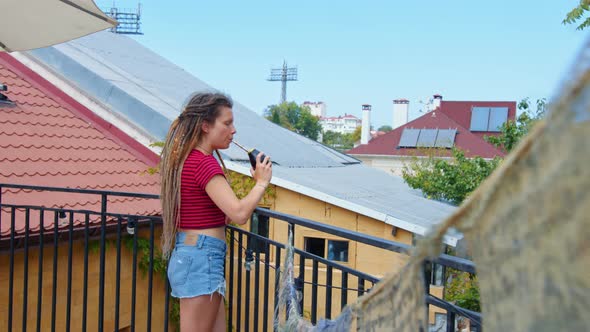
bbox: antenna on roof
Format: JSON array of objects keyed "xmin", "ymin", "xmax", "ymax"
[
  {"xmin": 267, "ymin": 60, "xmax": 298, "ymax": 104},
  {"xmin": 103, "ymin": 2, "xmax": 143, "ymax": 35}
]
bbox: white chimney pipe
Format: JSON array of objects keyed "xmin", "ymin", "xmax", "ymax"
[
  {"xmin": 393, "ymin": 99, "xmax": 409, "ymax": 129},
  {"xmin": 433, "ymin": 94, "xmax": 443, "ymax": 110},
  {"xmin": 361, "ymin": 104, "xmax": 371, "ymax": 144}
]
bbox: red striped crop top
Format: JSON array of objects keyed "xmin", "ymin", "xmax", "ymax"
[{"xmin": 178, "ymin": 149, "xmax": 226, "ymax": 229}]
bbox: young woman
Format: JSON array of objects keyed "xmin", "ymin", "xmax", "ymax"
[{"xmin": 160, "ymin": 92, "xmax": 272, "ymax": 331}]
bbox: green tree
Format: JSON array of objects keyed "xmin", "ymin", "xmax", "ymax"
[
  {"xmin": 402, "ymin": 148, "xmax": 501, "ymax": 205},
  {"xmin": 484, "ymin": 98, "xmax": 546, "ymax": 153},
  {"xmin": 563, "ymin": 0, "xmax": 590, "ymax": 30},
  {"xmin": 351, "ymin": 126, "xmax": 361, "ymax": 143},
  {"xmin": 445, "ymin": 271, "xmax": 481, "ymax": 312},
  {"xmin": 264, "ymin": 102, "xmax": 322, "ymax": 140},
  {"xmin": 322, "ymin": 130, "xmax": 356, "ymax": 151},
  {"xmin": 378, "ymin": 125, "xmax": 393, "ymax": 132}
]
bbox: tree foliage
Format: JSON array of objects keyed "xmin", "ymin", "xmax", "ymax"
[
  {"xmin": 444, "ymin": 271, "xmax": 481, "ymax": 312},
  {"xmin": 351, "ymin": 126, "xmax": 361, "ymax": 143},
  {"xmin": 402, "ymin": 148, "xmax": 501, "ymax": 205},
  {"xmin": 484, "ymin": 98, "xmax": 546, "ymax": 153},
  {"xmin": 322, "ymin": 130, "xmax": 356, "ymax": 151},
  {"xmin": 264, "ymin": 102, "xmax": 322, "ymax": 140},
  {"xmin": 378, "ymin": 125, "xmax": 393, "ymax": 132},
  {"xmin": 563, "ymin": 0, "xmax": 590, "ymax": 30}
]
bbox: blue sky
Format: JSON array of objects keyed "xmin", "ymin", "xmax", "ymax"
[{"xmin": 98, "ymin": 1, "xmax": 587, "ymax": 128}]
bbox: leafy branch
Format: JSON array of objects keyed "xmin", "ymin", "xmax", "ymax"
[{"xmin": 563, "ymin": 0, "xmax": 590, "ymax": 30}]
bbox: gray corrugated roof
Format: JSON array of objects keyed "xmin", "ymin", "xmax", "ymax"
[{"xmin": 28, "ymin": 31, "xmax": 458, "ymax": 243}]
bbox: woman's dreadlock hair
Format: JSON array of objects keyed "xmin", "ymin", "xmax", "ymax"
[{"xmin": 160, "ymin": 92, "xmax": 233, "ymax": 258}]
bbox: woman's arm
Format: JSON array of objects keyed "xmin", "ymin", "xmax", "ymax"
[{"xmin": 205, "ymin": 153, "xmax": 272, "ymax": 224}]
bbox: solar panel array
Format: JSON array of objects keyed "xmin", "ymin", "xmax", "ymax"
[
  {"xmin": 470, "ymin": 107, "xmax": 508, "ymax": 132},
  {"xmin": 398, "ymin": 128, "xmax": 457, "ymax": 148}
]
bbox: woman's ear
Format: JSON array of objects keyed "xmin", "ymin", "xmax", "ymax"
[{"xmin": 201, "ymin": 121, "xmax": 210, "ymax": 134}]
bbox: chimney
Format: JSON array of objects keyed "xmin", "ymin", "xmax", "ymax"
[
  {"xmin": 361, "ymin": 104, "xmax": 371, "ymax": 144},
  {"xmin": 393, "ymin": 99, "xmax": 409, "ymax": 129},
  {"xmin": 433, "ymin": 94, "xmax": 443, "ymax": 110}
]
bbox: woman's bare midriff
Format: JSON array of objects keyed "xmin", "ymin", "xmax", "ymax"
[{"xmin": 178, "ymin": 225, "xmax": 226, "ymax": 241}]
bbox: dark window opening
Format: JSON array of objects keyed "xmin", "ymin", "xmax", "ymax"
[
  {"xmin": 249, "ymin": 212, "xmax": 269, "ymax": 254},
  {"xmin": 304, "ymin": 237, "xmax": 325, "ymax": 258}
]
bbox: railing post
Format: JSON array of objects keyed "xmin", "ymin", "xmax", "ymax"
[
  {"xmin": 66, "ymin": 211, "xmax": 74, "ymax": 332},
  {"xmin": 294, "ymin": 276, "xmax": 304, "ymax": 316},
  {"xmin": 245, "ymin": 248, "xmax": 253, "ymax": 332},
  {"xmin": 83, "ymin": 213, "xmax": 90, "ymax": 332},
  {"xmin": 8, "ymin": 208, "xmax": 15, "ymax": 332},
  {"xmin": 36, "ymin": 209, "xmax": 45, "ymax": 332},
  {"xmin": 98, "ymin": 194, "xmax": 107, "ymax": 332},
  {"xmin": 285, "ymin": 222, "xmax": 295, "ymax": 322},
  {"xmin": 228, "ymin": 229, "xmax": 235, "ymax": 332},
  {"xmin": 131, "ymin": 217, "xmax": 138, "ymax": 332},
  {"xmin": 147, "ymin": 217, "xmax": 155, "ymax": 332},
  {"xmin": 22, "ymin": 208, "xmax": 30, "ymax": 332},
  {"xmin": 423, "ymin": 260, "xmax": 432, "ymax": 319}
]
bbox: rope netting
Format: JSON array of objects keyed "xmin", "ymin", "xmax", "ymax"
[{"xmin": 273, "ymin": 38, "xmax": 590, "ymax": 331}]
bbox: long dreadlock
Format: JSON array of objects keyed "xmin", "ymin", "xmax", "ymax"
[{"xmin": 160, "ymin": 92, "xmax": 233, "ymax": 258}]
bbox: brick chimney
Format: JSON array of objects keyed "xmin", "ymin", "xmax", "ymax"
[
  {"xmin": 393, "ymin": 99, "xmax": 409, "ymax": 129},
  {"xmin": 361, "ymin": 104, "xmax": 371, "ymax": 144}
]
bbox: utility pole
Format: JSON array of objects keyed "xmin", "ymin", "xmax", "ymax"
[{"xmin": 267, "ymin": 61, "xmax": 298, "ymax": 104}]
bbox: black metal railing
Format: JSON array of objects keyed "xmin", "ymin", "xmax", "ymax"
[
  {"xmin": 0, "ymin": 183, "xmax": 164, "ymax": 332},
  {"xmin": 1, "ymin": 183, "xmax": 481, "ymax": 332},
  {"xmin": 228, "ymin": 208, "xmax": 482, "ymax": 331}
]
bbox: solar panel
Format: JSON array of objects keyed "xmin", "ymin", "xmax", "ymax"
[
  {"xmin": 417, "ymin": 129, "xmax": 437, "ymax": 147},
  {"xmin": 435, "ymin": 129, "xmax": 457, "ymax": 148},
  {"xmin": 488, "ymin": 107, "xmax": 508, "ymax": 132},
  {"xmin": 470, "ymin": 107, "xmax": 490, "ymax": 131},
  {"xmin": 398, "ymin": 128, "xmax": 420, "ymax": 147}
]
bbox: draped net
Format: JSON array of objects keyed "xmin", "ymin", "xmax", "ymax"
[{"xmin": 274, "ymin": 38, "xmax": 590, "ymax": 331}]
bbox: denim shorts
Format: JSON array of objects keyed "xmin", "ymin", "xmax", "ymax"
[{"xmin": 167, "ymin": 233, "xmax": 227, "ymax": 299}]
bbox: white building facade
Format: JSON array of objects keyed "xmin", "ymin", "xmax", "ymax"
[
  {"xmin": 302, "ymin": 101, "xmax": 327, "ymax": 118},
  {"xmin": 320, "ymin": 114, "xmax": 362, "ymax": 135}
]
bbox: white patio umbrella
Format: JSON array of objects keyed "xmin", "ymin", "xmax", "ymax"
[{"xmin": 0, "ymin": 0, "xmax": 117, "ymax": 52}]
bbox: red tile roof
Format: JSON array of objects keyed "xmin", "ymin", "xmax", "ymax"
[
  {"xmin": 439, "ymin": 100, "xmax": 516, "ymax": 140},
  {"xmin": 347, "ymin": 109, "xmax": 505, "ymax": 158},
  {"xmin": 0, "ymin": 53, "xmax": 161, "ymax": 237}
]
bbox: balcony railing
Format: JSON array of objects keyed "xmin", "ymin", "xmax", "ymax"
[{"xmin": 0, "ymin": 183, "xmax": 481, "ymax": 331}]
